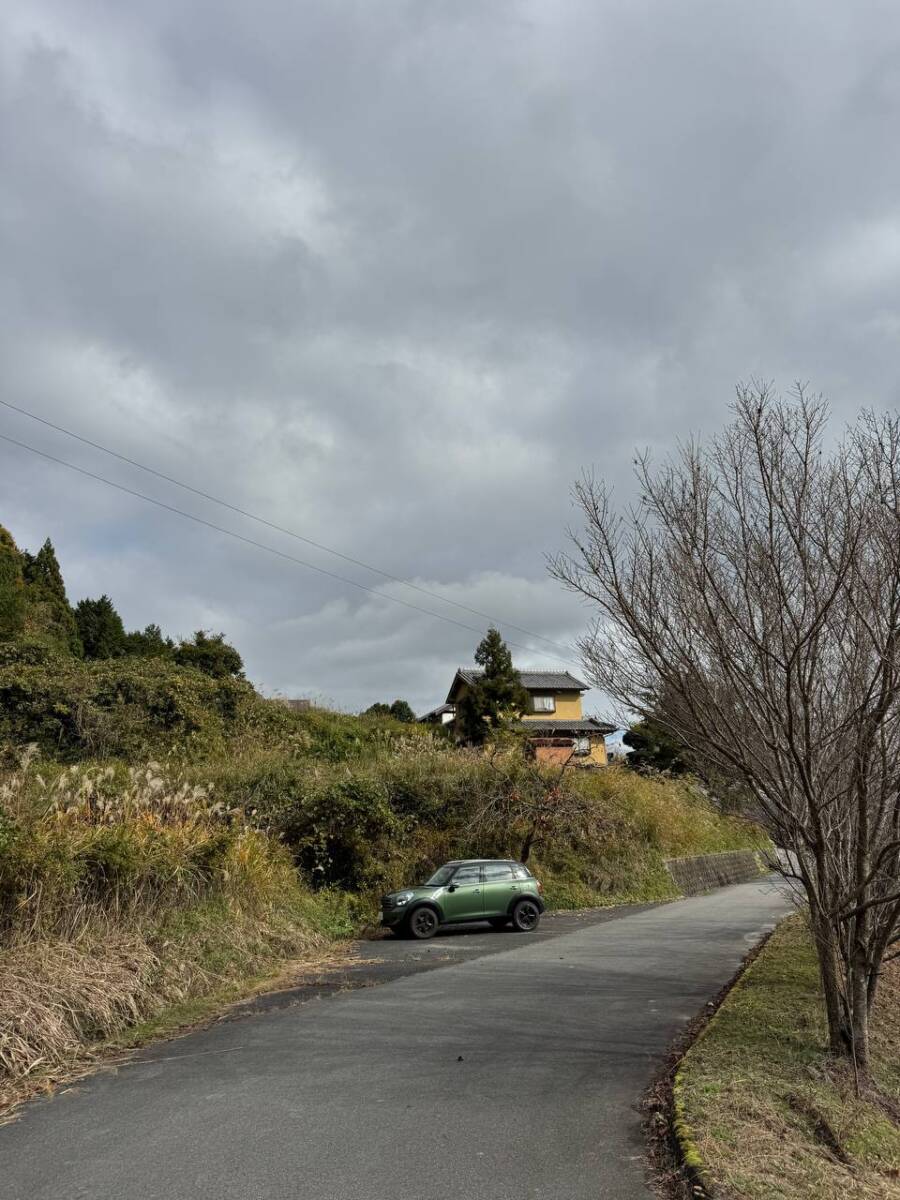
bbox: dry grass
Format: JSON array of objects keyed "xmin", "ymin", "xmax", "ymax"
[
  {"xmin": 678, "ymin": 914, "xmax": 900, "ymax": 1199},
  {"xmin": 0, "ymin": 904, "xmax": 347, "ymax": 1117},
  {"xmin": 0, "ymin": 744, "xmax": 771, "ymax": 1122},
  {"xmin": 0, "ymin": 752, "xmax": 354, "ymax": 1117},
  {"xmin": 0, "ymin": 928, "xmax": 157, "ymax": 1089}
]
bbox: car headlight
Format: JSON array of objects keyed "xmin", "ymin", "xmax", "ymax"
[{"xmin": 394, "ymin": 891, "xmax": 415, "ymax": 905}]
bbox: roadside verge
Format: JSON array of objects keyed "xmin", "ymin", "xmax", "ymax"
[{"xmin": 648, "ymin": 913, "xmax": 900, "ymax": 1200}]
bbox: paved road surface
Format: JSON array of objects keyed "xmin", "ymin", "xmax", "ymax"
[{"xmin": 1, "ymin": 880, "xmax": 791, "ymax": 1200}]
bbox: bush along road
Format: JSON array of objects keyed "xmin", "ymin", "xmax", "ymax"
[{"xmin": 1, "ymin": 878, "xmax": 792, "ymax": 1200}]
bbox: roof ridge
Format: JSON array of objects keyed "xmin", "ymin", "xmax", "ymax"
[{"xmin": 456, "ymin": 665, "xmax": 584, "ymax": 676}]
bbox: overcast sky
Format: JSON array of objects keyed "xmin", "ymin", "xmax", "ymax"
[{"xmin": 2, "ymin": 1, "xmax": 900, "ymax": 716}]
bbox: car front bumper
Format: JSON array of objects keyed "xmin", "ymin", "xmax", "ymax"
[{"xmin": 379, "ymin": 905, "xmax": 409, "ymax": 928}]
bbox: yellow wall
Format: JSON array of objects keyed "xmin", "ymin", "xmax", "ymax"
[
  {"xmin": 451, "ymin": 682, "xmax": 586, "ymax": 722},
  {"xmin": 520, "ymin": 691, "xmax": 583, "ymax": 720},
  {"xmin": 588, "ymin": 740, "xmax": 608, "ymax": 765}
]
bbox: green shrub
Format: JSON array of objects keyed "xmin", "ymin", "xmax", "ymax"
[
  {"xmin": 0, "ymin": 651, "xmax": 268, "ymax": 760},
  {"xmin": 0, "ymin": 646, "xmax": 432, "ymax": 766},
  {"xmin": 204, "ymin": 744, "xmax": 766, "ymax": 901}
]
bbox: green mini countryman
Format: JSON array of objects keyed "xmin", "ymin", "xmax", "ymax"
[{"xmin": 379, "ymin": 859, "xmax": 545, "ymax": 939}]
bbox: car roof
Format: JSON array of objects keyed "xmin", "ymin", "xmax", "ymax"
[{"xmin": 444, "ymin": 858, "xmax": 518, "ymax": 866}]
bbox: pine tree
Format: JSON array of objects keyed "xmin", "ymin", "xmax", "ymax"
[
  {"xmin": 455, "ymin": 628, "xmax": 530, "ymax": 745},
  {"xmin": 75, "ymin": 595, "xmax": 127, "ymax": 659},
  {"xmin": 0, "ymin": 524, "xmax": 26, "ymax": 641}
]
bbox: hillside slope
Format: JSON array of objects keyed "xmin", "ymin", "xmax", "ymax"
[{"xmin": 0, "ymin": 606, "xmax": 768, "ymax": 1110}]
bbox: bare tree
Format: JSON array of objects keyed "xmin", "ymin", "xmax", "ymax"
[
  {"xmin": 471, "ymin": 746, "xmax": 591, "ymax": 864},
  {"xmin": 551, "ymin": 385, "xmax": 900, "ymax": 1076}
]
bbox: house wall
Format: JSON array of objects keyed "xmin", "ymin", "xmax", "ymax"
[
  {"xmin": 532, "ymin": 737, "xmax": 608, "ymax": 766},
  {"xmin": 451, "ymin": 682, "xmax": 585, "ymax": 721},
  {"xmin": 520, "ymin": 691, "xmax": 584, "ymax": 720},
  {"xmin": 588, "ymin": 740, "xmax": 608, "ymax": 766},
  {"xmin": 533, "ymin": 742, "xmax": 578, "ymax": 765}
]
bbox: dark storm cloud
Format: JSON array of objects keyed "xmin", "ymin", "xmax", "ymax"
[{"xmin": 2, "ymin": 0, "xmax": 900, "ymax": 713}]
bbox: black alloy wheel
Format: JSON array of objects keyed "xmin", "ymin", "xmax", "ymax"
[
  {"xmin": 511, "ymin": 898, "xmax": 541, "ymax": 932},
  {"xmin": 408, "ymin": 906, "xmax": 440, "ymax": 940}
]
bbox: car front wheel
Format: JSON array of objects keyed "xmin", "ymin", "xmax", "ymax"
[
  {"xmin": 511, "ymin": 898, "xmax": 541, "ymax": 932},
  {"xmin": 407, "ymin": 906, "xmax": 440, "ymax": 940}
]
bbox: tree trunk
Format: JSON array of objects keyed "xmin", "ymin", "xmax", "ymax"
[
  {"xmin": 849, "ymin": 952, "xmax": 871, "ymax": 1077},
  {"xmin": 810, "ymin": 911, "xmax": 852, "ymax": 1058},
  {"xmin": 519, "ymin": 824, "xmax": 537, "ymax": 864},
  {"xmin": 848, "ymin": 902, "xmax": 873, "ymax": 1077}
]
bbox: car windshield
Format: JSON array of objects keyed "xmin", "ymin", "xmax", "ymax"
[{"xmin": 424, "ymin": 865, "xmax": 457, "ymax": 886}]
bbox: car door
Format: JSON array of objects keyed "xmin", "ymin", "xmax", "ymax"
[
  {"xmin": 440, "ymin": 864, "xmax": 484, "ymax": 921},
  {"xmin": 481, "ymin": 863, "xmax": 519, "ymax": 916}
]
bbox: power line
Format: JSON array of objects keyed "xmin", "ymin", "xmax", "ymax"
[
  {"xmin": 0, "ymin": 398, "xmax": 576, "ymax": 660},
  {"xmin": 0, "ymin": 431, "xmax": 586, "ymax": 674}
]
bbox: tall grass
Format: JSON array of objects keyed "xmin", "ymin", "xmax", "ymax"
[
  {"xmin": 0, "ymin": 749, "xmax": 342, "ymax": 1100},
  {"xmin": 0, "ymin": 724, "xmax": 767, "ymax": 1106}
]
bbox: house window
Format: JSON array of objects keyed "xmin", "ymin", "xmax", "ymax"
[
  {"xmin": 532, "ymin": 695, "xmax": 556, "ymax": 713},
  {"xmin": 573, "ymin": 737, "xmax": 591, "ymax": 756}
]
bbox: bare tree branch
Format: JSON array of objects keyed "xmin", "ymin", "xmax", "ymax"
[{"xmin": 550, "ymin": 384, "xmax": 900, "ymax": 1075}]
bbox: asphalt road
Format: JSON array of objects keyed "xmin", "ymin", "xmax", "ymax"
[{"xmin": 1, "ymin": 880, "xmax": 792, "ymax": 1200}]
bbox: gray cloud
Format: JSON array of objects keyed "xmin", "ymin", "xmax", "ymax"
[{"xmin": 2, "ymin": 0, "xmax": 900, "ymax": 715}]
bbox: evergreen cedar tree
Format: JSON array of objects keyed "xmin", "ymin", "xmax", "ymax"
[
  {"xmin": 455, "ymin": 627, "xmax": 531, "ymax": 745},
  {"xmin": 1, "ymin": 521, "xmax": 243, "ymax": 681},
  {"xmin": 123, "ymin": 623, "xmax": 175, "ymax": 658},
  {"xmin": 364, "ymin": 699, "xmax": 416, "ymax": 723},
  {"xmin": 22, "ymin": 538, "xmax": 83, "ymax": 655},
  {"xmin": 75, "ymin": 595, "xmax": 127, "ymax": 659},
  {"xmin": 1, "ymin": 528, "xmax": 81, "ymax": 653},
  {"xmin": 0, "ymin": 525, "xmax": 26, "ymax": 640}
]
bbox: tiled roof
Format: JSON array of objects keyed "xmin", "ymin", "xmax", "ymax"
[
  {"xmin": 417, "ymin": 703, "xmax": 455, "ymax": 721},
  {"xmin": 454, "ymin": 668, "xmax": 588, "ymax": 691},
  {"xmin": 518, "ymin": 718, "xmax": 616, "ymax": 736}
]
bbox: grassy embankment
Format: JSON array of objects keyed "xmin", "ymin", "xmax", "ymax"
[
  {"xmin": 675, "ymin": 914, "xmax": 900, "ymax": 1199},
  {"xmin": 0, "ymin": 644, "xmax": 768, "ymax": 1108}
]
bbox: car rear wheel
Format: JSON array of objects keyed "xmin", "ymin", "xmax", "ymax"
[
  {"xmin": 407, "ymin": 906, "xmax": 440, "ymax": 940},
  {"xmin": 511, "ymin": 898, "xmax": 541, "ymax": 932}
]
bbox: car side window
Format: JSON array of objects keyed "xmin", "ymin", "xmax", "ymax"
[
  {"xmin": 451, "ymin": 866, "xmax": 482, "ymax": 885},
  {"xmin": 483, "ymin": 864, "xmax": 514, "ymax": 881},
  {"xmin": 512, "ymin": 865, "xmax": 532, "ymax": 880}
]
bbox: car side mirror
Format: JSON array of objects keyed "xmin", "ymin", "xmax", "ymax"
[{"xmin": 447, "ymin": 884, "xmax": 457, "ymax": 892}]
